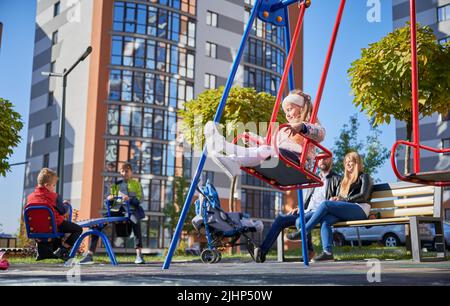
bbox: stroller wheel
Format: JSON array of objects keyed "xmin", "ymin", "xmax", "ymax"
[
  {"xmin": 201, "ymin": 249, "xmax": 216, "ymax": 264},
  {"xmin": 213, "ymin": 250, "xmax": 222, "ymax": 263}
]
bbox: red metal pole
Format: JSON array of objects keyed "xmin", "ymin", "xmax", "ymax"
[
  {"xmin": 266, "ymin": 2, "xmax": 307, "ymax": 145},
  {"xmin": 310, "ymin": 0, "xmax": 346, "ymax": 124},
  {"xmin": 410, "ymin": 0, "xmax": 421, "ymax": 173},
  {"xmin": 300, "ymin": 0, "xmax": 346, "ymax": 165}
]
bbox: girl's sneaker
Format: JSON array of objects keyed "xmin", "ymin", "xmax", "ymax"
[
  {"xmin": 79, "ymin": 254, "xmax": 95, "ymax": 265},
  {"xmin": 135, "ymin": 255, "xmax": 145, "ymax": 264}
]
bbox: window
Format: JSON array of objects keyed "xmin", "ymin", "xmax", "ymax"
[
  {"xmin": 204, "ymin": 73, "xmax": 216, "ymax": 89},
  {"xmin": 442, "ymin": 138, "xmax": 450, "ymax": 155},
  {"xmin": 205, "ymin": 42, "xmax": 217, "ymax": 58},
  {"xmin": 206, "ymin": 11, "xmax": 218, "ymax": 27},
  {"xmin": 45, "ymin": 122, "xmax": 52, "ymax": 138},
  {"xmin": 112, "ymin": 2, "xmax": 196, "ymax": 47},
  {"xmin": 54, "ymin": 1, "xmax": 61, "ymax": 17},
  {"xmin": 52, "ymin": 30, "xmax": 58, "ymax": 45},
  {"xmin": 438, "ymin": 4, "xmax": 450, "ymax": 22},
  {"xmin": 441, "ymin": 111, "xmax": 450, "ymax": 121},
  {"xmin": 43, "ymin": 154, "xmax": 50, "ymax": 168},
  {"xmin": 446, "ymin": 209, "xmax": 450, "ymax": 221},
  {"xmin": 48, "ymin": 92, "xmax": 54, "ymax": 107}
]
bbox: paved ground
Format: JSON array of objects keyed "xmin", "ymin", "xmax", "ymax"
[{"xmin": 0, "ymin": 259, "xmax": 449, "ymax": 286}]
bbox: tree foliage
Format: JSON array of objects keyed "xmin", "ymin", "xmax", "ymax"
[
  {"xmin": 332, "ymin": 114, "xmax": 390, "ymax": 181},
  {"xmin": 0, "ymin": 98, "xmax": 23, "ymax": 176},
  {"xmin": 348, "ymin": 24, "xmax": 450, "ymax": 127},
  {"xmin": 348, "ymin": 24, "xmax": 450, "ymax": 174},
  {"xmin": 179, "ymin": 86, "xmax": 286, "ymax": 149}
]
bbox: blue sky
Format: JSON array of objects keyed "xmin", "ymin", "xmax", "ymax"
[
  {"xmin": 0, "ymin": 0, "xmax": 396, "ymax": 234},
  {"xmin": 302, "ymin": 0, "xmax": 395, "ymax": 183},
  {"xmin": 0, "ymin": 0, "xmax": 36, "ymax": 234}
]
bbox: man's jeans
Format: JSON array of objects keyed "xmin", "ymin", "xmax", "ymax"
[
  {"xmin": 303, "ymin": 201, "xmax": 367, "ymax": 253},
  {"xmin": 260, "ymin": 211, "xmax": 315, "ymax": 255}
]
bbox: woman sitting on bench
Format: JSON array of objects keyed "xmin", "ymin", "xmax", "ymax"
[
  {"xmin": 204, "ymin": 89, "xmax": 326, "ymax": 175},
  {"xmin": 272, "ymin": 151, "xmax": 374, "ymax": 262}
]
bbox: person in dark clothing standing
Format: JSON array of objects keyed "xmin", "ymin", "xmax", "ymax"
[{"xmin": 250, "ymin": 156, "xmax": 341, "ymax": 263}]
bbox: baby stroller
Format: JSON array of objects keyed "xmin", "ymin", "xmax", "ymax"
[{"xmin": 192, "ymin": 180, "xmax": 263, "ymax": 264}]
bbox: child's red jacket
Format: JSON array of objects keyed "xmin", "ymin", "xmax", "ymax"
[{"xmin": 25, "ymin": 187, "xmax": 64, "ymax": 226}]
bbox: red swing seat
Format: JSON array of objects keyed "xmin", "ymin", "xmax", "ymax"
[
  {"xmin": 234, "ymin": 126, "xmax": 332, "ymax": 191},
  {"xmin": 391, "ymin": 140, "xmax": 450, "ymax": 187}
]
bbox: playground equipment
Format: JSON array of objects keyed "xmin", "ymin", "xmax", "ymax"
[
  {"xmin": 164, "ymin": 0, "xmax": 347, "ymax": 269},
  {"xmin": 24, "ymin": 197, "xmax": 131, "ymax": 266},
  {"xmin": 390, "ymin": 0, "xmax": 450, "ymax": 187},
  {"xmin": 192, "ymin": 180, "xmax": 263, "ymax": 264}
]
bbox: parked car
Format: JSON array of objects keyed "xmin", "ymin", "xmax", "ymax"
[
  {"xmin": 425, "ymin": 221, "xmax": 450, "ymax": 251},
  {"xmin": 333, "ymin": 224, "xmax": 434, "ymax": 248}
]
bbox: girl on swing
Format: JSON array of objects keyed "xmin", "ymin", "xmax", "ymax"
[{"xmin": 205, "ymin": 89, "xmax": 326, "ymax": 174}]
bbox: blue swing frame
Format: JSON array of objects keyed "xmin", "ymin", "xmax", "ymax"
[{"xmin": 163, "ymin": 0, "xmax": 311, "ymax": 270}]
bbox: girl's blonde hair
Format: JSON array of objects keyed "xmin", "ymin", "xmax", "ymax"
[
  {"xmin": 339, "ymin": 151, "xmax": 364, "ymax": 197},
  {"xmin": 289, "ymin": 89, "xmax": 317, "ymax": 124}
]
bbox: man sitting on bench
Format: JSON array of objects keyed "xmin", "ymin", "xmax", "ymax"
[{"xmin": 250, "ymin": 156, "xmax": 341, "ymax": 263}]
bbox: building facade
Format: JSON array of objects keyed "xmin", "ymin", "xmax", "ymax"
[
  {"xmin": 392, "ymin": 0, "xmax": 450, "ymax": 220},
  {"xmin": 24, "ymin": 0, "xmax": 304, "ymax": 252}
]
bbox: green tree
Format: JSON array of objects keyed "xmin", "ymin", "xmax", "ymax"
[
  {"xmin": 163, "ymin": 176, "xmax": 196, "ymax": 238},
  {"xmin": 180, "ymin": 86, "xmax": 284, "ymax": 212},
  {"xmin": 0, "ymin": 98, "xmax": 23, "ymax": 176},
  {"xmin": 180, "ymin": 86, "xmax": 286, "ymax": 150},
  {"xmin": 348, "ymin": 24, "xmax": 450, "ymax": 174},
  {"xmin": 333, "ymin": 114, "xmax": 390, "ymax": 181}
]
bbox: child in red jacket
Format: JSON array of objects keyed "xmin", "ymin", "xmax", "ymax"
[{"xmin": 26, "ymin": 168, "xmax": 82, "ymax": 260}]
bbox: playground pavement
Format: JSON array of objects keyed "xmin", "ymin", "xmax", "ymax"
[{"xmin": 0, "ymin": 259, "xmax": 449, "ymax": 286}]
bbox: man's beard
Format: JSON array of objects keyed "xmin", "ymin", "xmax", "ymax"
[{"xmin": 320, "ymin": 164, "xmax": 331, "ymax": 172}]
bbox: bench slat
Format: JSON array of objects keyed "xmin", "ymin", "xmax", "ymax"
[
  {"xmin": 371, "ymin": 186, "xmax": 434, "ymax": 199},
  {"xmin": 333, "ymin": 217, "xmax": 410, "ymax": 227},
  {"xmin": 380, "ymin": 206, "xmax": 434, "ymax": 218},
  {"xmin": 370, "ymin": 196, "xmax": 434, "ymax": 209}
]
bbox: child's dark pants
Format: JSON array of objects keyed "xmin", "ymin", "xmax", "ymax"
[{"xmin": 58, "ymin": 221, "xmax": 83, "ymax": 247}]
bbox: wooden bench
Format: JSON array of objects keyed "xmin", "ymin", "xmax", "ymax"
[{"xmin": 278, "ymin": 182, "xmax": 447, "ymax": 262}]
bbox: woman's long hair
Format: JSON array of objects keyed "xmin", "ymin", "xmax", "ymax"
[{"xmin": 339, "ymin": 151, "xmax": 364, "ymax": 197}]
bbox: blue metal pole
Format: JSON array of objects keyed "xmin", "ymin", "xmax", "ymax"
[
  {"xmin": 297, "ymin": 190, "xmax": 309, "ymax": 266},
  {"xmin": 162, "ymin": 0, "xmax": 262, "ymax": 270},
  {"xmin": 283, "ymin": 7, "xmax": 295, "ymax": 91},
  {"xmin": 284, "ymin": 3, "xmax": 308, "ymax": 268}
]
